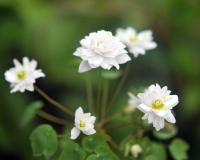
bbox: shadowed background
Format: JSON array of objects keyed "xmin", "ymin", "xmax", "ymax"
[{"xmin": 0, "ymin": 0, "xmax": 200, "ymax": 159}]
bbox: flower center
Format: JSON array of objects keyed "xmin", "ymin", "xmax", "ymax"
[
  {"xmin": 17, "ymin": 70, "xmax": 26, "ymax": 80},
  {"xmin": 79, "ymin": 120, "xmax": 86, "ymax": 128},
  {"xmin": 129, "ymin": 35, "xmax": 139, "ymax": 43},
  {"xmin": 152, "ymin": 99, "xmax": 164, "ymax": 109}
]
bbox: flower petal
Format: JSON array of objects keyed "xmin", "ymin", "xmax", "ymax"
[
  {"xmin": 164, "ymin": 111, "xmax": 176, "ymax": 123},
  {"xmin": 137, "ymin": 104, "xmax": 151, "ymax": 113},
  {"xmin": 79, "ymin": 61, "xmax": 92, "ymax": 73},
  {"xmin": 116, "ymin": 54, "xmax": 131, "ymax": 64},
  {"xmin": 70, "ymin": 127, "xmax": 81, "ymax": 140}
]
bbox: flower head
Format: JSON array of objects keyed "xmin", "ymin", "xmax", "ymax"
[
  {"xmin": 130, "ymin": 144, "xmax": 142, "ymax": 158},
  {"xmin": 71, "ymin": 107, "xmax": 96, "ymax": 140},
  {"xmin": 116, "ymin": 27, "xmax": 157, "ymax": 57},
  {"xmin": 74, "ymin": 30, "xmax": 131, "ymax": 73},
  {"xmin": 4, "ymin": 57, "xmax": 45, "ymax": 93},
  {"xmin": 136, "ymin": 84, "xmax": 178, "ymax": 131}
]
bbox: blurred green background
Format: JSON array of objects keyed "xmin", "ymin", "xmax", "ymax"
[{"xmin": 0, "ymin": 0, "xmax": 200, "ymax": 159}]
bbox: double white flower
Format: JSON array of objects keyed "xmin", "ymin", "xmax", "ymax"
[
  {"xmin": 4, "ymin": 57, "xmax": 45, "ymax": 93},
  {"xmin": 116, "ymin": 27, "xmax": 157, "ymax": 57},
  {"xmin": 71, "ymin": 107, "xmax": 96, "ymax": 140},
  {"xmin": 128, "ymin": 84, "xmax": 178, "ymax": 131},
  {"xmin": 74, "ymin": 30, "xmax": 131, "ymax": 73}
]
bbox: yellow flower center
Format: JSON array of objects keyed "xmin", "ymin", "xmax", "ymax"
[
  {"xmin": 129, "ymin": 35, "xmax": 139, "ymax": 43},
  {"xmin": 152, "ymin": 99, "xmax": 164, "ymax": 110},
  {"xmin": 79, "ymin": 120, "xmax": 86, "ymax": 128},
  {"xmin": 17, "ymin": 70, "xmax": 26, "ymax": 80}
]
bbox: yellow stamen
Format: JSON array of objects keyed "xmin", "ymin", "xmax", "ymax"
[
  {"xmin": 129, "ymin": 35, "xmax": 139, "ymax": 43},
  {"xmin": 152, "ymin": 99, "xmax": 164, "ymax": 109},
  {"xmin": 17, "ymin": 70, "xmax": 26, "ymax": 80},
  {"xmin": 80, "ymin": 120, "xmax": 86, "ymax": 128}
]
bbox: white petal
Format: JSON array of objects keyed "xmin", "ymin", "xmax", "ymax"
[
  {"xmin": 164, "ymin": 111, "xmax": 176, "ymax": 123},
  {"xmin": 128, "ymin": 92, "xmax": 140, "ymax": 107},
  {"xmin": 165, "ymin": 95, "xmax": 179, "ymax": 109},
  {"xmin": 75, "ymin": 107, "xmax": 84, "ymax": 118},
  {"xmin": 79, "ymin": 61, "xmax": 92, "ymax": 73},
  {"xmin": 137, "ymin": 104, "xmax": 151, "ymax": 113},
  {"xmin": 13, "ymin": 59, "xmax": 22, "ymax": 68},
  {"xmin": 70, "ymin": 127, "xmax": 81, "ymax": 140},
  {"xmin": 83, "ymin": 128, "xmax": 96, "ymax": 135},
  {"xmin": 116, "ymin": 54, "xmax": 131, "ymax": 64}
]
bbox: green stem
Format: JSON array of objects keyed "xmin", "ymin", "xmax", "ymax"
[
  {"xmin": 106, "ymin": 63, "xmax": 130, "ymax": 114},
  {"xmin": 38, "ymin": 110, "xmax": 69, "ymax": 125},
  {"xmin": 34, "ymin": 85, "xmax": 74, "ymax": 116},
  {"xmin": 85, "ymin": 76, "xmax": 94, "ymax": 113},
  {"xmin": 101, "ymin": 79, "xmax": 109, "ymax": 120}
]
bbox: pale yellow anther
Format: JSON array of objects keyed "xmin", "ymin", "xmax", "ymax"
[
  {"xmin": 79, "ymin": 120, "xmax": 86, "ymax": 128},
  {"xmin": 129, "ymin": 35, "xmax": 139, "ymax": 43},
  {"xmin": 17, "ymin": 70, "xmax": 26, "ymax": 80},
  {"xmin": 152, "ymin": 99, "xmax": 164, "ymax": 110}
]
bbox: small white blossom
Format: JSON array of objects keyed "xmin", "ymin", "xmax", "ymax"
[
  {"xmin": 137, "ymin": 84, "xmax": 179, "ymax": 131},
  {"xmin": 4, "ymin": 57, "xmax": 45, "ymax": 93},
  {"xmin": 71, "ymin": 107, "xmax": 96, "ymax": 140},
  {"xmin": 116, "ymin": 27, "xmax": 157, "ymax": 57},
  {"xmin": 128, "ymin": 92, "xmax": 141, "ymax": 109},
  {"xmin": 74, "ymin": 30, "xmax": 131, "ymax": 73},
  {"xmin": 130, "ymin": 144, "xmax": 142, "ymax": 158}
]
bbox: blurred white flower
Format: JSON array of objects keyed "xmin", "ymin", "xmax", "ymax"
[
  {"xmin": 116, "ymin": 27, "xmax": 157, "ymax": 57},
  {"xmin": 137, "ymin": 84, "xmax": 179, "ymax": 131},
  {"xmin": 74, "ymin": 30, "xmax": 131, "ymax": 73},
  {"xmin": 71, "ymin": 107, "xmax": 96, "ymax": 140},
  {"xmin": 130, "ymin": 144, "xmax": 142, "ymax": 158},
  {"xmin": 124, "ymin": 92, "xmax": 141, "ymax": 113},
  {"xmin": 128, "ymin": 92, "xmax": 141, "ymax": 109},
  {"xmin": 4, "ymin": 57, "xmax": 45, "ymax": 93}
]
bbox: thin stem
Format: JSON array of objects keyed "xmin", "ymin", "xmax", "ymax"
[
  {"xmin": 106, "ymin": 120, "xmax": 133, "ymax": 130},
  {"xmin": 101, "ymin": 79, "xmax": 109, "ymax": 120},
  {"xmin": 100, "ymin": 110, "xmax": 124, "ymax": 126},
  {"xmin": 38, "ymin": 110, "xmax": 69, "ymax": 125},
  {"xmin": 96, "ymin": 70, "xmax": 102, "ymax": 119},
  {"xmin": 107, "ymin": 63, "xmax": 130, "ymax": 114},
  {"xmin": 34, "ymin": 85, "xmax": 74, "ymax": 116},
  {"xmin": 85, "ymin": 77, "xmax": 94, "ymax": 113}
]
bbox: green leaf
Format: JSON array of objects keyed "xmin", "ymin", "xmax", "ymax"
[
  {"xmin": 169, "ymin": 138, "xmax": 189, "ymax": 160},
  {"xmin": 145, "ymin": 155, "xmax": 158, "ymax": 160},
  {"xmin": 153, "ymin": 125, "xmax": 177, "ymax": 140},
  {"xmin": 30, "ymin": 124, "xmax": 58, "ymax": 158},
  {"xmin": 86, "ymin": 147, "xmax": 120, "ymax": 160},
  {"xmin": 21, "ymin": 101, "xmax": 43, "ymax": 127},
  {"xmin": 101, "ymin": 70, "xmax": 122, "ymax": 80},
  {"xmin": 149, "ymin": 143, "xmax": 167, "ymax": 160},
  {"xmin": 59, "ymin": 139, "xmax": 86, "ymax": 160},
  {"xmin": 82, "ymin": 134, "xmax": 109, "ymax": 152}
]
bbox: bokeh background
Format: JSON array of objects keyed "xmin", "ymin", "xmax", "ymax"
[{"xmin": 0, "ymin": 0, "xmax": 200, "ymax": 159}]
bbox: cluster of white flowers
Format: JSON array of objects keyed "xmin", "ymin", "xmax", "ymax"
[
  {"xmin": 4, "ymin": 57, "xmax": 45, "ymax": 93},
  {"xmin": 4, "ymin": 27, "xmax": 179, "ymax": 141},
  {"xmin": 74, "ymin": 27, "xmax": 156, "ymax": 73},
  {"xmin": 128, "ymin": 84, "xmax": 179, "ymax": 131}
]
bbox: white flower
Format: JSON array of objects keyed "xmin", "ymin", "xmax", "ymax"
[
  {"xmin": 74, "ymin": 30, "xmax": 131, "ymax": 73},
  {"xmin": 137, "ymin": 84, "xmax": 179, "ymax": 131},
  {"xmin": 128, "ymin": 92, "xmax": 141, "ymax": 109},
  {"xmin": 124, "ymin": 92, "xmax": 141, "ymax": 113},
  {"xmin": 4, "ymin": 57, "xmax": 45, "ymax": 93},
  {"xmin": 70, "ymin": 107, "xmax": 96, "ymax": 140},
  {"xmin": 130, "ymin": 144, "xmax": 142, "ymax": 158},
  {"xmin": 116, "ymin": 27, "xmax": 157, "ymax": 57}
]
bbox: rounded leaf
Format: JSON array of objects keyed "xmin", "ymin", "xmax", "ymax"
[{"xmin": 30, "ymin": 124, "xmax": 58, "ymax": 158}]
